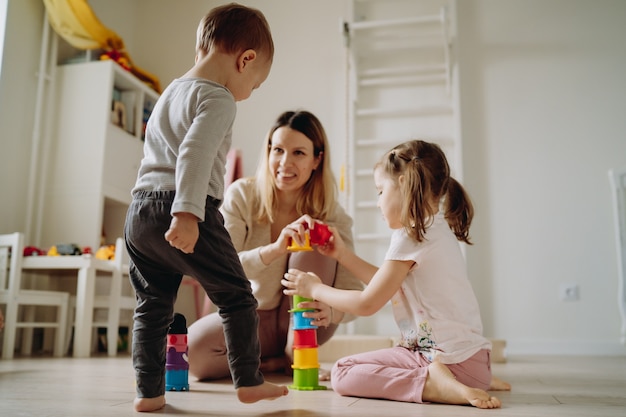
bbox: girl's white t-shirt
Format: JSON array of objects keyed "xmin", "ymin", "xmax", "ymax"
[{"xmin": 386, "ymin": 212, "xmax": 491, "ymax": 364}]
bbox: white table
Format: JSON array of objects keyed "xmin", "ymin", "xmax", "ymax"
[{"xmin": 21, "ymin": 255, "xmax": 118, "ymax": 358}]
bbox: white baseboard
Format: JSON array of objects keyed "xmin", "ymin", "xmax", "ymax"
[{"xmin": 505, "ymin": 338, "xmax": 626, "ymax": 356}]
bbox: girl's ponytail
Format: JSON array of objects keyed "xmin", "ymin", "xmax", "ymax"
[{"xmin": 444, "ymin": 177, "xmax": 473, "ymax": 244}]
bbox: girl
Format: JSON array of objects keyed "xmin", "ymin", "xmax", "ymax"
[{"xmin": 282, "ymin": 140, "xmax": 508, "ymax": 409}]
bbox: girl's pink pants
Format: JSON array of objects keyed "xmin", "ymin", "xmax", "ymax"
[{"xmin": 331, "ymin": 347, "xmax": 492, "ymax": 403}]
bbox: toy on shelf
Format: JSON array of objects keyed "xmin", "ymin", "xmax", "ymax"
[
  {"xmin": 95, "ymin": 244, "xmax": 116, "ymax": 260},
  {"xmin": 166, "ymin": 313, "xmax": 189, "ymax": 391},
  {"xmin": 289, "ymin": 295, "xmax": 327, "ymax": 391},
  {"xmin": 287, "ymin": 222, "xmax": 332, "ymax": 252},
  {"xmin": 47, "ymin": 243, "xmax": 83, "ymax": 256},
  {"xmin": 43, "ymin": 243, "xmax": 92, "ymax": 256},
  {"xmin": 23, "ymin": 246, "xmax": 46, "ymax": 256},
  {"xmin": 100, "ymin": 50, "xmax": 131, "ymax": 71}
]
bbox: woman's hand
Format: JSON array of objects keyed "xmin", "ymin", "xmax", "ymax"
[
  {"xmin": 282, "ymin": 268, "xmax": 322, "ymax": 299},
  {"xmin": 278, "ymin": 214, "xmax": 316, "ymax": 248},
  {"xmin": 260, "ymin": 215, "xmax": 320, "ymax": 265}
]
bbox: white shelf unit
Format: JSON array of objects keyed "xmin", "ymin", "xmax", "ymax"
[
  {"xmin": 40, "ymin": 60, "xmax": 159, "ymax": 251},
  {"xmin": 345, "ymin": 0, "xmax": 461, "ymax": 335}
]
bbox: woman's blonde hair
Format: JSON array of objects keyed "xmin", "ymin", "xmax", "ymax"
[
  {"xmin": 376, "ymin": 140, "xmax": 474, "ymax": 244},
  {"xmin": 254, "ymin": 110, "xmax": 337, "ymax": 223}
]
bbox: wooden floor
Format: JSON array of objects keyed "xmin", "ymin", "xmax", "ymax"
[{"xmin": 1, "ymin": 354, "xmax": 625, "ymax": 416}]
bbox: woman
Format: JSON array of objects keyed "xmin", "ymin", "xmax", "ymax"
[{"xmin": 188, "ymin": 110, "xmax": 364, "ymax": 380}]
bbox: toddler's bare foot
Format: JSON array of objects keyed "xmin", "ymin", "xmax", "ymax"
[
  {"xmin": 134, "ymin": 395, "xmax": 166, "ymax": 412},
  {"xmin": 319, "ymin": 367, "xmax": 331, "ymax": 381},
  {"xmin": 237, "ymin": 381, "xmax": 289, "ymax": 403},
  {"xmin": 490, "ymin": 376, "xmax": 511, "ymax": 391},
  {"xmin": 423, "ymin": 362, "xmax": 501, "ymax": 409}
]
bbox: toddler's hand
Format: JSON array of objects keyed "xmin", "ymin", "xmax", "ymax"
[{"xmin": 164, "ymin": 212, "xmax": 199, "ymax": 254}]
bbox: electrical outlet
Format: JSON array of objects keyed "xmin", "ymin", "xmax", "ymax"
[{"xmin": 559, "ymin": 283, "xmax": 579, "ymax": 301}]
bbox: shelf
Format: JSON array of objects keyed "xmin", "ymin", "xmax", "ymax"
[
  {"xmin": 41, "ymin": 60, "xmax": 159, "ymax": 250},
  {"xmin": 103, "ymin": 124, "xmax": 143, "ymax": 204},
  {"xmin": 110, "ymin": 61, "xmax": 153, "ymax": 93}
]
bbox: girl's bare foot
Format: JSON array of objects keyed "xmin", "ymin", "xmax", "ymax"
[
  {"xmin": 319, "ymin": 367, "xmax": 331, "ymax": 381},
  {"xmin": 134, "ymin": 395, "xmax": 166, "ymax": 412},
  {"xmin": 490, "ymin": 376, "xmax": 511, "ymax": 391},
  {"xmin": 237, "ymin": 381, "xmax": 289, "ymax": 403},
  {"xmin": 423, "ymin": 362, "xmax": 501, "ymax": 409}
]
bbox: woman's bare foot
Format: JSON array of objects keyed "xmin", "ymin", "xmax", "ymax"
[
  {"xmin": 490, "ymin": 376, "xmax": 511, "ymax": 391},
  {"xmin": 423, "ymin": 362, "xmax": 501, "ymax": 409},
  {"xmin": 319, "ymin": 367, "xmax": 331, "ymax": 381},
  {"xmin": 134, "ymin": 395, "xmax": 166, "ymax": 412},
  {"xmin": 237, "ymin": 381, "xmax": 289, "ymax": 403}
]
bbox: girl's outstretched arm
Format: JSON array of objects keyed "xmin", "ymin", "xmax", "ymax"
[
  {"xmin": 316, "ymin": 226, "xmax": 378, "ymax": 284},
  {"xmin": 282, "ymin": 258, "xmax": 413, "ymax": 317}
]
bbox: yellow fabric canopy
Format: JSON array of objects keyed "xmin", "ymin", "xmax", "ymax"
[{"xmin": 43, "ymin": 0, "xmax": 161, "ymax": 93}]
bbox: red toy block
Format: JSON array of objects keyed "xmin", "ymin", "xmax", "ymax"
[{"xmin": 309, "ymin": 223, "xmax": 332, "ymax": 245}]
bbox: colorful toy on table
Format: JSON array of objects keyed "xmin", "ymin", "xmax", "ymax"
[
  {"xmin": 95, "ymin": 244, "xmax": 116, "ymax": 260},
  {"xmin": 289, "ymin": 295, "xmax": 327, "ymax": 391},
  {"xmin": 165, "ymin": 313, "xmax": 189, "ymax": 391},
  {"xmin": 287, "ymin": 222, "xmax": 332, "ymax": 252},
  {"xmin": 23, "ymin": 246, "xmax": 47, "ymax": 256},
  {"xmin": 47, "ymin": 243, "xmax": 84, "ymax": 256}
]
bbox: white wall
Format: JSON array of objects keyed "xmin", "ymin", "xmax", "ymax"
[
  {"xmin": 458, "ymin": 0, "xmax": 626, "ymax": 354},
  {"xmin": 0, "ymin": 0, "xmax": 7, "ymax": 75},
  {"xmin": 0, "ymin": 0, "xmax": 44, "ymax": 234},
  {"xmin": 1, "ymin": 0, "xmax": 625, "ymax": 356}
]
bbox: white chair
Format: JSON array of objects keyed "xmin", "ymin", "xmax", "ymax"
[
  {"xmin": 609, "ymin": 168, "xmax": 626, "ymax": 345},
  {"xmin": 65, "ymin": 237, "xmax": 136, "ymax": 356},
  {"xmin": 0, "ymin": 232, "xmax": 69, "ymax": 359}
]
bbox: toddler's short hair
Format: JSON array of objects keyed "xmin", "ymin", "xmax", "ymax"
[{"xmin": 196, "ymin": 3, "xmax": 274, "ymax": 62}]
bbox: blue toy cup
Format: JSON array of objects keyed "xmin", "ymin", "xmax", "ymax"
[{"xmin": 292, "ymin": 310, "xmax": 317, "ymax": 329}]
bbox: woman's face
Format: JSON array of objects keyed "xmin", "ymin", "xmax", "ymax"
[
  {"xmin": 269, "ymin": 126, "xmax": 321, "ymax": 193},
  {"xmin": 374, "ymin": 167, "xmax": 403, "ymax": 229}
]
